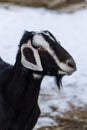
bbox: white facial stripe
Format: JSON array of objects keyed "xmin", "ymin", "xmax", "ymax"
[
  {"xmin": 21, "ymin": 40, "xmax": 43, "ymax": 71},
  {"xmin": 33, "ymin": 34, "xmax": 73, "ymax": 73},
  {"xmin": 42, "ymin": 31, "xmax": 56, "ymax": 42},
  {"xmin": 33, "ymin": 34, "xmax": 50, "ymax": 50}
]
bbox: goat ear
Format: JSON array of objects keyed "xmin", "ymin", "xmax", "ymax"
[{"xmin": 21, "ymin": 41, "xmax": 43, "ymax": 71}]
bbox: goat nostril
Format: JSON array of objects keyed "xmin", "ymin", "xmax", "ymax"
[{"xmin": 67, "ymin": 60, "xmax": 76, "ymax": 69}]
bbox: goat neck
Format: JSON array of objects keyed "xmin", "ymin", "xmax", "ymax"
[{"xmin": 7, "ymin": 50, "xmax": 42, "ymax": 130}]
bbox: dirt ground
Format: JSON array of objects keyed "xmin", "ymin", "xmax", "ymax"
[{"xmin": 36, "ymin": 107, "xmax": 87, "ymax": 130}]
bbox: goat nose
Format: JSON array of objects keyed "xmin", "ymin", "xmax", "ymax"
[{"xmin": 67, "ymin": 59, "xmax": 76, "ymax": 70}]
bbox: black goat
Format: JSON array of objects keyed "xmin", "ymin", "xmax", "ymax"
[{"xmin": 0, "ymin": 30, "xmax": 76, "ymax": 130}]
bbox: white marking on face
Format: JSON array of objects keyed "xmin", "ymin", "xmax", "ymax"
[
  {"xmin": 33, "ymin": 34, "xmax": 73, "ymax": 73},
  {"xmin": 33, "ymin": 34, "xmax": 50, "ymax": 50},
  {"xmin": 42, "ymin": 31, "xmax": 56, "ymax": 42},
  {"xmin": 21, "ymin": 40, "xmax": 43, "ymax": 71}
]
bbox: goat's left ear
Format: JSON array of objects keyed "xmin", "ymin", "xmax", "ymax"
[{"xmin": 21, "ymin": 41, "xmax": 43, "ymax": 71}]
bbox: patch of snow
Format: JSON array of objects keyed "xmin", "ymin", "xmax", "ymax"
[{"xmin": 34, "ymin": 117, "xmax": 58, "ymax": 129}]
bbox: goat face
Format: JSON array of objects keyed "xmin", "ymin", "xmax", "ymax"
[{"xmin": 20, "ymin": 30, "xmax": 76, "ymax": 87}]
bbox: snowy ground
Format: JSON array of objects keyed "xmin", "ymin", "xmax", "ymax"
[{"xmin": 0, "ymin": 4, "xmax": 87, "ymax": 129}]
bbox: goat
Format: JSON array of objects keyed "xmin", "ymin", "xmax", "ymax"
[{"xmin": 0, "ymin": 30, "xmax": 76, "ymax": 130}]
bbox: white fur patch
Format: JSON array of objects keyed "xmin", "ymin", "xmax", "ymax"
[
  {"xmin": 33, "ymin": 73, "xmax": 42, "ymax": 79},
  {"xmin": 58, "ymin": 70, "xmax": 67, "ymax": 75},
  {"xmin": 21, "ymin": 40, "xmax": 43, "ymax": 71},
  {"xmin": 33, "ymin": 34, "xmax": 50, "ymax": 50}
]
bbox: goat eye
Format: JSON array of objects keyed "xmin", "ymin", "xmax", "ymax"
[
  {"xmin": 32, "ymin": 42, "xmax": 43, "ymax": 51},
  {"xmin": 38, "ymin": 46, "xmax": 42, "ymax": 50},
  {"xmin": 32, "ymin": 44, "xmax": 41, "ymax": 49}
]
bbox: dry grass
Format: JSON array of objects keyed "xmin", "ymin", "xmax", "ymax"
[{"xmin": 36, "ymin": 106, "xmax": 87, "ymax": 130}]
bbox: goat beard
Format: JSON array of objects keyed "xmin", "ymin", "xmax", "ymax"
[{"xmin": 55, "ymin": 75, "xmax": 63, "ymax": 89}]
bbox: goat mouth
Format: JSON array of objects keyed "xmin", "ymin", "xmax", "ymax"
[
  {"xmin": 55, "ymin": 70, "xmax": 74, "ymax": 89},
  {"xmin": 58, "ymin": 60, "xmax": 77, "ymax": 76},
  {"xmin": 55, "ymin": 67, "xmax": 76, "ymax": 88},
  {"xmin": 58, "ymin": 67, "xmax": 76, "ymax": 76}
]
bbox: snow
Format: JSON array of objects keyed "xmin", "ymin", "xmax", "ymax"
[{"xmin": 0, "ymin": 4, "xmax": 87, "ymax": 129}]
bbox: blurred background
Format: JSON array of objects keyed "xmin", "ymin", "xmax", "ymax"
[
  {"xmin": 0, "ymin": 0, "xmax": 87, "ymax": 130},
  {"xmin": 0, "ymin": 0, "xmax": 87, "ymax": 12}
]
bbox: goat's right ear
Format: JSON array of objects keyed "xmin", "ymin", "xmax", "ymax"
[{"xmin": 21, "ymin": 40, "xmax": 43, "ymax": 71}]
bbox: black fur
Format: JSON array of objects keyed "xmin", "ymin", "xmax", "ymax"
[{"xmin": 0, "ymin": 53, "xmax": 42, "ymax": 130}]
